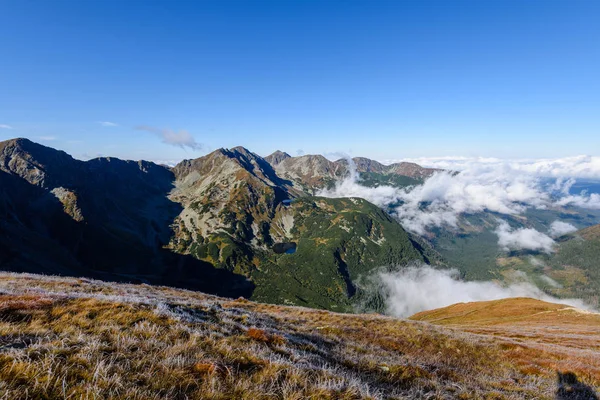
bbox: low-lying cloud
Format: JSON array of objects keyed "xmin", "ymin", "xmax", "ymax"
[
  {"xmin": 137, "ymin": 125, "xmax": 202, "ymax": 150},
  {"xmin": 378, "ymin": 265, "xmax": 591, "ymax": 317},
  {"xmin": 549, "ymin": 220, "xmax": 578, "ymax": 237},
  {"xmin": 318, "ymin": 156, "xmax": 600, "ymax": 236},
  {"xmin": 494, "ymin": 220, "xmax": 555, "ymax": 253},
  {"xmin": 392, "ymin": 155, "xmax": 600, "ymax": 180}
]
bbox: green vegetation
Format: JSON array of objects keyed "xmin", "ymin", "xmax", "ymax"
[
  {"xmin": 426, "ymin": 209, "xmax": 600, "ymax": 306},
  {"xmin": 495, "ymin": 224, "xmax": 600, "ymax": 308},
  {"xmin": 358, "ymin": 171, "xmax": 422, "ymax": 189},
  {"xmin": 250, "ymin": 197, "xmax": 427, "ymax": 311},
  {"xmin": 179, "ymin": 196, "xmax": 430, "ymax": 312}
]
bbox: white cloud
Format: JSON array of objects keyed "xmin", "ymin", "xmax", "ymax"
[
  {"xmin": 548, "ymin": 220, "xmax": 578, "ymax": 237},
  {"xmin": 539, "ymin": 275, "xmax": 562, "ymax": 288},
  {"xmin": 97, "ymin": 121, "xmax": 118, "ymax": 127},
  {"xmin": 494, "ymin": 220, "xmax": 555, "ymax": 253},
  {"xmin": 556, "ymin": 193, "xmax": 600, "ymax": 209},
  {"xmin": 318, "ymin": 155, "xmax": 600, "ymax": 235},
  {"xmin": 378, "ymin": 265, "xmax": 590, "ymax": 317},
  {"xmin": 38, "ymin": 136, "xmax": 57, "ymax": 141},
  {"xmin": 391, "ymin": 155, "xmax": 600, "ymax": 180},
  {"xmin": 149, "ymin": 159, "xmax": 179, "ymax": 167},
  {"xmin": 0, "ymin": 124, "xmax": 13, "ymax": 129},
  {"xmin": 136, "ymin": 125, "xmax": 202, "ymax": 151},
  {"xmin": 528, "ymin": 256, "xmax": 545, "ymax": 267}
]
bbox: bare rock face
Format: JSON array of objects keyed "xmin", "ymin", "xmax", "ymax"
[
  {"xmin": 343, "ymin": 157, "xmax": 388, "ymax": 174},
  {"xmin": 271, "ymin": 154, "xmax": 346, "ymax": 191},
  {"xmin": 264, "ymin": 150, "xmax": 291, "ymax": 166},
  {"xmin": 50, "ymin": 187, "xmax": 84, "ymax": 222},
  {"xmin": 0, "ymin": 138, "xmax": 85, "ymax": 188},
  {"xmin": 263, "ymin": 151, "xmax": 441, "ymax": 190}
]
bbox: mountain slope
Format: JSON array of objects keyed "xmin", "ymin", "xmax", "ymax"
[
  {"xmin": 249, "ymin": 196, "xmax": 427, "ymax": 311},
  {"xmin": 264, "ymin": 150, "xmax": 291, "ymax": 166},
  {"xmin": 0, "ymin": 138, "xmax": 433, "ymax": 311},
  {"xmin": 410, "ymin": 297, "xmax": 600, "ymax": 395},
  {"xmin": 0, "ymin": 273, "xmax": 597, "ymax": 399},
  {"xmin": 491, "ymin": 223, "xmax": 600, "ymax": 308},
  {"xmin": 271, "ymin": 154, "xmax": 346, "ymax": 192},
  {"xmin": 0, "ymin": 138, "xmax": 252, "ymax": 297},
  {"xmin": 169, "ymin": 146, "xmax": 431, "ymax": 310},
  {"xmin": 267, "ymin": 152, "xmax": 440, "ymax": 191}
]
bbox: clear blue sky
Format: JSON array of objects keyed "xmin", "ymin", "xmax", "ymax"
[{"xmin": 1, "ymin": 0, "xmax": 599, "ymax": 163}]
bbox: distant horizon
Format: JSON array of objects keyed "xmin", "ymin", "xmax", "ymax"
[{"xmin": 3, "ymin": 135, "xmax": 600, "ymax": 182}]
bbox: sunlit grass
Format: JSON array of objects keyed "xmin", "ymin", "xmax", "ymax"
[{"xmin": 0, "ymin": 272, "xmax": 597, "ymax": 399}]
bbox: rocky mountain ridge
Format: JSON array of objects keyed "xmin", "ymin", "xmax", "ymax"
[
  {"xmin": 0, "ymin": 138, "xmax": 442, "ymax": 311},
  {"xmin": 263, "ymin": 149, "xmax": 441, "ymax": 191}
]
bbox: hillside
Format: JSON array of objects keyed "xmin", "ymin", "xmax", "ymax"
[
  {"xmin": 0, "ymin": 273, "xmax": 597, "ymax": 399},
  {"xmin": 493, "ymin": 223, "xmax": 600, "ymax": 308},
  {"xmin": 0, "ymin": 138, "xmax": 213, "ymax": 290},
  {"xmin": 167, "ymin": 146, "xmax": 436, "ymax": 310},
  {"xmin": 410, "ymin": 298, "xmax": 600, "ymax": 399},
  {"xmin": 0, "ymin": 138, "xmax": 437, "ymax": 311}
]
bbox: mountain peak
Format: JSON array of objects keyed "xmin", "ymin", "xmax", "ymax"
[
  {"xmin": 0, "ymin": 137, "xmax": 80, "ymax": 188},
  {"xmin": 265, "ymin": 150, "xmax": 291, "ymax": 166},
  {"xmin": 229, "ymin": 145, "xmax": 253, "ymax": 155},
  {"xmin": 0, "ymin": 137, "xmax": 41, "ymax": 153}
]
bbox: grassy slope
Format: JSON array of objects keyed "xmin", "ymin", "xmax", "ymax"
[
  {"xmin": 410, "ymin": 298, "xmax": 600, "ymax": 392},
  {"xmin": 0, "ymin": 273, "xmax": 598, "ymax": 399}
]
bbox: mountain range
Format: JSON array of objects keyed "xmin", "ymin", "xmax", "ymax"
[
  {"xmin": 2, "ymin": 137, "xmax": 600, "ymax": 311},
  {"xmin": 0, "ymin": 138, "xmax": 441, "ymax": 312}
]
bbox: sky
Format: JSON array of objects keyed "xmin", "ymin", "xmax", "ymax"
[{"xmin": 1, "ymin": 0, "xmax": 599, "ymax": 164}]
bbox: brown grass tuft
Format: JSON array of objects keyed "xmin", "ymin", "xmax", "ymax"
[
  {"xmin": 192, "ymin": 362, "xmax": 217, "ymax": 375},
  {"xmin": 246, "ymin": 327, "xmax": 285, "ymax": 345}
]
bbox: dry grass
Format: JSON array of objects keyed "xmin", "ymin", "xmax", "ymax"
[
  {"xmin": 411, "ymin": 297, "xmax": 600, "ymax": 391},
  {"xmin": 0, "ymin": 272, "xmax": 597, "ymax": 399}
]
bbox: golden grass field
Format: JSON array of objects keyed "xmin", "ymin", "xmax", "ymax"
[{"xmin": 0, "ymin": 272, "xmax": 598, "ymax": 399}]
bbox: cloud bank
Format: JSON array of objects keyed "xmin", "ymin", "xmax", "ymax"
[
  {"xmin": 137, "ymin": 125, "xmax": 202, "ymax": 151},
  {"xmin": 0, "ymin": 124, "xmax": 13, "ymax": 129},
  {"xmin": 494, "ymin": 221, "xmax": 555, "ymax": 253},
  {"xmin": 392, "ymin": 155, "xmax": 600, "ymax": 180},
  {"xmin": 318, "ymin": 156, "xmax": 600, "ymax": 236},
  {"xmin": 97, "ymin": 121, "xmax": 118, "ymax": 127},
  {"xmin": 549, "ymin": 220, "xmax": 578, "ymax": 237},
  {"xmin": 378, "ymin": 265, "xmax": 591, "ymax": 317}
]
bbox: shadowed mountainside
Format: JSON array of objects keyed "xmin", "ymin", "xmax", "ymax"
[
  {"xmin": 0, "ymin": 138, "xmax": 254, "ymax": 297},
  {"xmin": 0, "ymin": 138, "xmax": 442, "ymax": 310}
]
